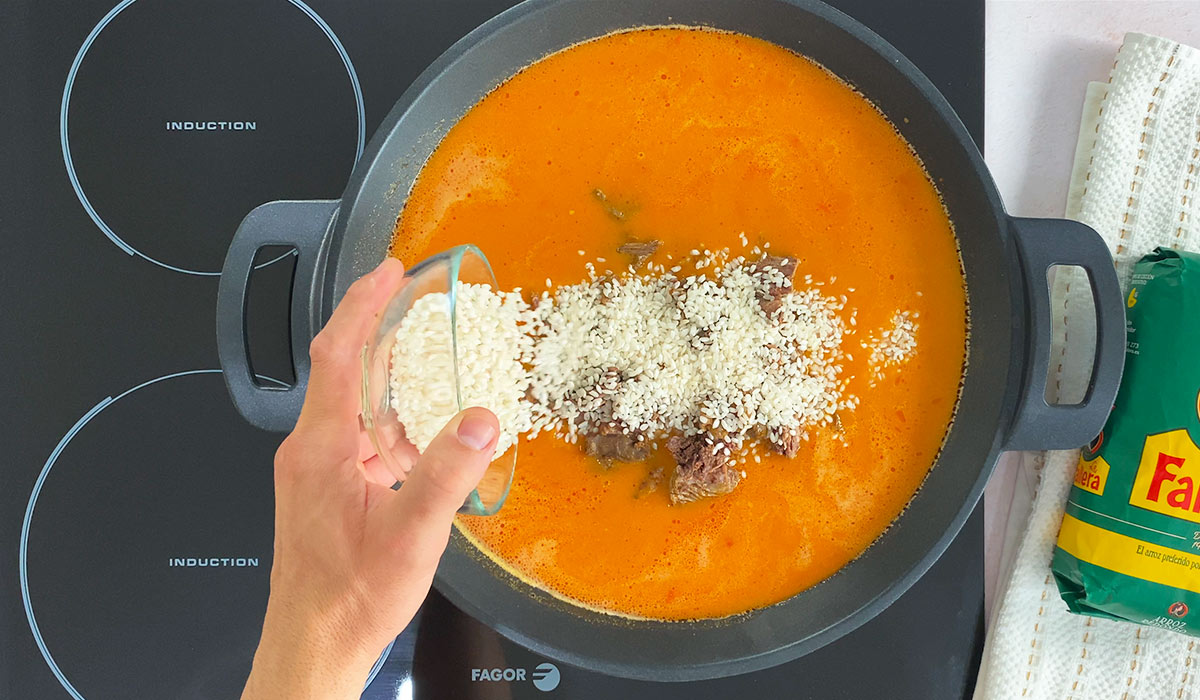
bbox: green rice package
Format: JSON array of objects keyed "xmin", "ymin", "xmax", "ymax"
[{"xmin": 1052, "ymin": 247, "xmax": 1200, "ymax": 634}]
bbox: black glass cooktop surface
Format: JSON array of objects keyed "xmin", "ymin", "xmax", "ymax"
[{"xmin": 1, "ymin": 1, "xmax": 984, "ymax": 698}]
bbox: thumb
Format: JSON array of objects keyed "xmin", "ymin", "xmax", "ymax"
[{"xmin": 386, "ymin": 408, "xmax": 499, "ymax": 542}]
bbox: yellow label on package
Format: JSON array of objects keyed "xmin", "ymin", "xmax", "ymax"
[
  {"xmin": 1058, "ymin": 514, "xmax": 1200, "ymax": 594},
  {"xmin": 1074, "ymin": 454, "xmax": 1111, "ymax": 495},
  {"xmin": 1130, "ymin": 429, "xmax": 1200, "ymax": 522}
]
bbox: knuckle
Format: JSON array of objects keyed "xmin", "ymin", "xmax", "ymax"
[
  {"xmin": 413, "ymin": 460, "xmax": 474, "ymax": 512},
  {"xmin": 342, "ymin": 276, "xmax": 376, "ymax": 306},
  {"xmin": 273, "ymin": 438, "xmax": 300, "ymax": 479},
  {"xmin": 275, "ymin": 435, "xmax": 302, "ymax": 464},
  {"xmin": 413, "ymin": 451, "xmax": 461, "ymax": 496},
  {"xmin": 308, "ymin": 331, "xmax": 342, "ymax": 366},
  {"xmin": 273, "ymin": 437, "xmax": 290, "ymax": 463},
  {"xmin": 427, "ymin": 462, "xmax": 469, "ymax": 500}
]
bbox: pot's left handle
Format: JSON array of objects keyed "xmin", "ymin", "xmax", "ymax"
[
  {"xmin": 217, "ymin": 200, "xmax": 339, "ymax": 432},
  {"xmin": 1004, "ymin": 216, "xmax": 1125, "ymax": 451}
]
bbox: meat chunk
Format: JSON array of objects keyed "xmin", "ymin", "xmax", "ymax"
[
  {"xmin": 667, "ymin": 434, "xmax": 742, "ymax": 505},
  {"xmin": 759, "ymin": 254, "xmax": 799, "ymax": 280},
  {"xmin": 617, "ymin": 238, "xmax": 662, "ymax": 269},
  {"xmin": 755, "ymin": 255, "xmax": 798, "ymax": 316},
  {"xmin": 579, "ymin": 366, "xmax": 650, "ymax": 465},
  {"xmin": 768, "ymin": 428, "xmax": 803, "ymax": 458},
  {"xmin": 584, "ymin": 429, "xmax": 651, "ymax": 465},
  {"xmin": 760, "ymin": 294, "xmax": 786, "ymax": 316}
]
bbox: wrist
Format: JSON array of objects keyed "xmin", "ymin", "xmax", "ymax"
[{"xmin": 242, "ymin": 603, "xmax": 379, "ymax": 700}]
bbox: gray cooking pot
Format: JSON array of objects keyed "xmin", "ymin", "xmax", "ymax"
[{"xmin": 217, "ymin": 0, "xmax": 1125, "ymax": 681}]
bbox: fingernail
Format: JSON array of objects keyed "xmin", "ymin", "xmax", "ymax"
[{"xmin": 457, "ymin": 415, "xmax": 497, "ymax": 451}]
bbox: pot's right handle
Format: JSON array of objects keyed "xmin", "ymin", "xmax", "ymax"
[
  {"xmin": 1004, "ymin": 217, "xmax": 1125, "ymax": 451},
  {"xmin": 217, "ymin": 200, "xmax": 338, "ymax": 432}
]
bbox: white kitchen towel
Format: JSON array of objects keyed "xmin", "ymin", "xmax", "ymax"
[{"xmin": 975, "ymin": 33, "xmax": 1200, "ymax": 700}]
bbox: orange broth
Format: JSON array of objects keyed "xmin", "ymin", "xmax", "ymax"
[{"xmin": 392, "ymin": 27, "xmax": 967, "ymax": 620}]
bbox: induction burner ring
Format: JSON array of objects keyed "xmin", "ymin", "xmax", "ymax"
[
  {"xmin": 60, "ymin": 0, "xmax": 367, "ymax": 277},
  {"xmin": 19, "ymin": 370, "xmax": 392, "ymax": 698}
]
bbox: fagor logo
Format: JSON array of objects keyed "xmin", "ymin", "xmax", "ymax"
[
  {"xmin": 471, "ymin": 662, "xmax": 560, "ymax": 692},
  {"xmin": 532, "ymin": 663, "xmax": 561, "ymax": 692}
]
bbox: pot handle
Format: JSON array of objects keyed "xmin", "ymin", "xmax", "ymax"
[
  {"xmin": 217, "ymin": 200, "xmax": 338, "ymax": 432},
  {"xmin": 1004, "ymin": 216, "xmax": 1125, "ymax": 451}
]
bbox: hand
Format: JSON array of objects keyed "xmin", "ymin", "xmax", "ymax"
[{"xmin": 241, "ymin": 258, "xmax": 500, "ymax": 700}]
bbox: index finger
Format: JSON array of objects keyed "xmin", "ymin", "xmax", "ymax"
[{"xmin": 299, "ymin": 258, "xmax": 406, "ymax": 429}]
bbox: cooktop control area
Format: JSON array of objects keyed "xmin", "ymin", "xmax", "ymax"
[{"xmin": 0, "ymin": 1, "xmax": 983, "ymax": 698}]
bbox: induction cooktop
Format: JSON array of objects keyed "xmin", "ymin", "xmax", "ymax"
[{"xmin": 0, "ymin": 1, "xmax": 985, "ymax": 698}]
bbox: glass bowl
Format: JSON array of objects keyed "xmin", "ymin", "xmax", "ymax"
[{"xmin": 360, "ymin": 244, "xmax": 515, "ymax": 516}]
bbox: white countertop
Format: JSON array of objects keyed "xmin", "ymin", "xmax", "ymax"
[{"xmin": 982, "ymin": 0, "xmax": 1200, "ymax": 621}]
